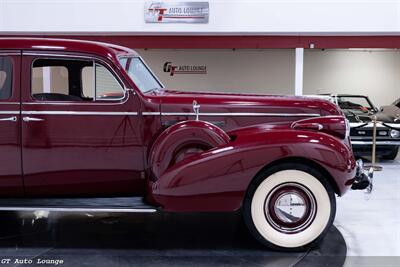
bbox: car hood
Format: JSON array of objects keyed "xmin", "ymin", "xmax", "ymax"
[
  {"xmin": 144, "ymin": 89, "xmax": 342, "ymax": 116},
  {"xmin": 142, "ymin": 89, "xmax": 343, "ymax": 131}
]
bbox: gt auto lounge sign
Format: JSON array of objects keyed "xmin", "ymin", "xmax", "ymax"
[
  {"xmin": 145, "ymin": 2, "xmax": 209, "ymax": 23},
  {"xmin": 163, "ymin": 62, "xmax": 207, "ymax": 76}
]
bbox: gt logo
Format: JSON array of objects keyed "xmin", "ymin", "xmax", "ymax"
[
  {"xmin": 163, "ymin": 62, "xmax": 177, "ymax": 76},
  {"xmin": 147, "ymin": 7, "xmax": 167, "ymax": 21}
]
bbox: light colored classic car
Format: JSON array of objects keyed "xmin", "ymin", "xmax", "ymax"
[{"xmin": 0, "ymin": 38, "xmax": 371, "ymax": 251}]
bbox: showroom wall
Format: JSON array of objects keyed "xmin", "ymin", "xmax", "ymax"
[
  {"xmin": 1, "ymin": 0, "xmax": 398, "ymax": 34},
  {"xmin": 138, "ymin": 48, "xmax": 399, "ymax": 106},
  {"xmin": 304, "ymin": 49, "xmax": 400, "ymax": 107},
  {"xmin": 138, "ymin": 49, "xmax": 295, "ymax": 94}
]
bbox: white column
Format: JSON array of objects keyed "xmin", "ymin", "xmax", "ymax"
[{"xmin": 294, "ymin": 48, "xmax": 304, "ymax": 96}]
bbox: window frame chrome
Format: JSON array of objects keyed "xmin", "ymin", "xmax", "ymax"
[{"xmin": 24, "ymin": 51, "xmax": 130, "ymax": 105}]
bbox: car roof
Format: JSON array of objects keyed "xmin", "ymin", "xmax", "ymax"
[{"xmin": 0, "ymin": 38, "xmax": 138, "ymax": 58}]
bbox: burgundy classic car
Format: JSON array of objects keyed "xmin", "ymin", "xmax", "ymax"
[{"xmin": 0, "ymin": 38, "xmax": 371, "ymax": 251}]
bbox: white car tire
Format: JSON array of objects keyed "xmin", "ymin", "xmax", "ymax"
[{"xmin": 243, "ymin": 162, "xmax": 336, "ymax": 251}]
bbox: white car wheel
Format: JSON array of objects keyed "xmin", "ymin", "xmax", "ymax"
[{"xmin": 244, "ymin": 163, "xmax": 336, "ymax": 251}]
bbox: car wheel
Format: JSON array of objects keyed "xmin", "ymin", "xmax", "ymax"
[
  {"xmin": 243, "ymin": 163, "xmax": 336, "ymax": 251},
  {"xmin": 381, "ymin": 146, "xmax": 399, "ymax": 160}
]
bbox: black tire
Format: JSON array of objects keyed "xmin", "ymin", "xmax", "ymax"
[
  {"xmin": 381, "ymin": 146, "xmax": 399, "ymax": 160},
  {"xmin": 243, "ymin": 162, "xmax": 336, "ymax": 251}
]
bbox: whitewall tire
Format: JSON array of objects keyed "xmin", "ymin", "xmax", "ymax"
[{"xmin": 243, "ymin": 163, "xmax": 336, "ymax": 251}]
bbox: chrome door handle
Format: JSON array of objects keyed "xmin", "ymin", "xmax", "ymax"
[
  {"xmin": 23, "ymin": 117, "xmax": 44, "ymax": 122},
  {"xmin": 0, "ymin": 116, "xmax": 17, "ymax": 122}
]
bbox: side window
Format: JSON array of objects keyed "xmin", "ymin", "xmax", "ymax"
[
  {"xmin": 81, "ymin": 63, "xmax": 124, "ymax": 100},
  {"xmin": 32, "ymin": 58, "xmax": 124, "ymax": 102},
  {"xmin": 0, "ymin": 56, "xmax": 13, "ymax": 100},
  {"xmin": 32, "ymin": 66, "xmax": 68, "ymax": 95},
  {"xmin": 32, "ymin": 58, "xmax": 92, "ymax": 101}
]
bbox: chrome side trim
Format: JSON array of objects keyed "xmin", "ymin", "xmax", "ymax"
[
  {"xmin": 0, "ymin": 102, "xmax": 19, "ymax": 105},
  {"xmin": 143, "ymin": 112, "xmax": 320, "ymax": 117},
  {"xmin": 142, "ymin": 111, "xmax": 161, "ymax": 115},
  {"xmin": 351, "ymin": 140, "xmax": 400, "ymax": 145},
  {"xmin": 0, "ymin": 111, "xmax": 19, "ymax": 115},
  {"xmin": 0, "ymin": 207, "xmax": 156, "ymax": 213},
  {"xmin": 21, "ymin": 111, "xmax": 138, "ymax": 116}
]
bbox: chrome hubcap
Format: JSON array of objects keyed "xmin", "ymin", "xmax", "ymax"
[
  {"xmin": 274, "ymin": 192, "xmax": 307, "ymax": 223},
  {"xmin": 264, "ymin": 183, "xmax": 316, "ymax": 234}
]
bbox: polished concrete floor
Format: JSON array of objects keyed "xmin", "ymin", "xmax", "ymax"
[
  {"xmin": 335, "ymin": 153, "xmax": 400, "ymax": 266},
  {"xmin": 0, "ymin": 212, "xmax": 346, "ymax": 267}
]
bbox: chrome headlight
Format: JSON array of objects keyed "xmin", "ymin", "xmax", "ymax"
[{"xmin": 390, "ymin": 129, "xmax": 400, "ymax": 138}]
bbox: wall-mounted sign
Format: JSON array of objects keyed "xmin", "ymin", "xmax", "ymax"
[
  {"xmin": 163, "ymin": 62, "xmax": 207, "ymax": 76},
  {"xmin": 145, "ymin": 2, "xmax": 209, "ymax": 23}
]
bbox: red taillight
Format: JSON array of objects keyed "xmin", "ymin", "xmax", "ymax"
[{"xmin": 291, "ymin": 116, "xmax": 347, "ymax": 139}]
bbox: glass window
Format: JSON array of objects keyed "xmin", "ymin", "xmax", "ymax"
[
  {"xmin": 81, "ymin": 66, "xmax": 94, "ymax": 98},
  {"xmin": 119, "ymin": 57, "xmax": 162, "ymax": 93},
  {"xmin": 0, "ymin": 56, "xmax": 13, "ymax": 100},
  {"xmin": 32, "ymin": 58, "xmax": 93, "ymax": 102},
  {"xmin": 337, "ymin": 96, "xmax": 374, "ymax": 111},
  {"xmin": 32, "ymin": 66, "xmax": 69, "ymax": 95},
  {"xmin": 81, "ymin": 63, "xmax": 124, "ymax": 100}
]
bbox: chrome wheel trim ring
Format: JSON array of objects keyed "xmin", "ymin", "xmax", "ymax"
[{"xmin": 264, "ymin": 182, "xmax": 317, "ymax": 234}]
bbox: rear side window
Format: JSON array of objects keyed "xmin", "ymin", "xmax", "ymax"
[{"xmin": 0, "ymin": 56, "xmax": 13, "ymax": 100}]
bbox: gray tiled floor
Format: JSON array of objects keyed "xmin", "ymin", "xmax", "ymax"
[{"xmin": 335, "ymin": 153, "xmax": 400, "ymax": 257}]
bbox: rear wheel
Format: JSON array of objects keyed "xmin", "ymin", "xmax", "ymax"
[{"xmin": 243, "ymin": 163, "xmax": 336, "ymax": 251}]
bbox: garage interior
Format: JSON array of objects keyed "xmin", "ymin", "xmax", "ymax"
[{"xmin": 1, "ymin": 0, "xmax": 400, "ymax": 266}]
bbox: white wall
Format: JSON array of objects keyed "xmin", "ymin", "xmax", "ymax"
[
  {"xmin": 304, "ymin": 49, "xmax": 400, "ymax": 107},
  {"xmin": 139, "ymin": 48, "xmax": 400, "ymax": 106},
  {"xmin": 1, "ymin": 0, "xmax": 400, "ymax": 34},
  {"xmin": 138, "ymin": 49, "xmax": 295, "ymax": 94}
]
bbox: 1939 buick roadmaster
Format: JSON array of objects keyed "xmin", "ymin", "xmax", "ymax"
[{"xmin": 0, "ymin": 38, "xmax": 371, "ymax": 251}]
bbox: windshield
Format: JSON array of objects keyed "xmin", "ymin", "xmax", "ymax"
[
  {"xmin": 336, "ymin": 96, "xmax": 374, "ymax": 111},
  {"xmin": 118, "ymin": 57, "xmax": 163, "ymax": 93}
]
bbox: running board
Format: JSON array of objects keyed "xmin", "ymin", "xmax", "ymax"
[{"xmin": 0, "ymin": 197, "xmax": 157, "ymax": 213}]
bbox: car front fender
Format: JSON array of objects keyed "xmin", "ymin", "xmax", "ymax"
[{"xmin": 147, "ymin": 128, "xmax": 355, "ymax": 212}]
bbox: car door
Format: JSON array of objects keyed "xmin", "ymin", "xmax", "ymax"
[
  {"xmin": 21, "ymin": 52, "xmax": 144, "ymax": 197},
  {"xmin": 0, "ymin": 51, "xmax": 23, "ymax": 196}
]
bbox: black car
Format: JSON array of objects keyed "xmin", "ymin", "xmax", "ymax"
[{"xmin": 330, "ymin": 94, "xmax": 400, "ymax": 160}]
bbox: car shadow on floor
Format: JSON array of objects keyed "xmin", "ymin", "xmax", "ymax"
[{"xmin": 0, "ymin": 211, "xmax": 346, "ymax": 267}]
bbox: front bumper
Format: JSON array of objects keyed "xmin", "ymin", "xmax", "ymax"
[{"xmin": 351, "ymin": 159, "xmax": 373, "ymax": 193}]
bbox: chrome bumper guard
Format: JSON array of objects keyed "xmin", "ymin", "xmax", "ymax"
[{"xmin": 351, "ymin": 159, "xmax": 373, "ymax": 193}]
